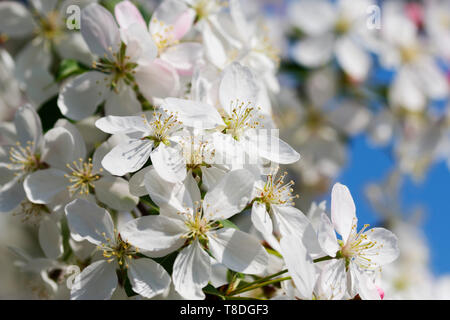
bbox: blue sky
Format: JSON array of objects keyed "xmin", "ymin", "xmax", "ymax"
[{"xmin": 335, "ymin": 134, "xmax": 450, "ymax": 276}]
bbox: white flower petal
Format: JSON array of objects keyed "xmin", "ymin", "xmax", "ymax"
[
  {"xmin": 389, "ymin": 66, "xmax": 426, "ymax": 112},
  {"xmin": 291, "ymin": 34, "xmax": 334, "ymax": 68},
  {"xmin": 95, "ymin": 115, "xmax": 150, "ymax": 135},
  {"xmin": 15, "ymin": 40, "xmax": 51, "ymax": 83},
  {"xmin": 331, "ymin": 183, "xmax": 356, "ymax": 242},
  {"xmin": 144, "ymin": 166, "xmax": 194, "ymax": 214},
  {"xmin": 0, "ymin": 1, "xmax": 35, "ymax": 37},
  {"xmin": 104, "ymin": 85, "xmax": 142, "ymax": 117},
  {"xmin": 316, "ymin": 259, "xmax": 347, "ymax": 300},
  {"xmin": 134, "ymin": 59, "xmax": 180, "ymax": 100},
  {"xmin": 200, "ymin": 166, "xmax": 226, "ymax": 191},
  {"xmin": 172, "ymin": 239, "xmax": 210, "ymax": 300},
  {"xmin": 119, "ymin": 215, "xmax": 186, "ymax": 257},
  {"xmin": 161, "ymin": 43, "xmax": 203, "ymax": 75},
  {"xmin": 128, "ymin": 258, "xmax": 171, "ymax": 299},
  {"xmin": 41, "ymin": 126, "xmax": 85, "ymax": 170},
  {"xmin": 38, "ymin": 218, "xmax": 63, "ymax": 259},
  {"xmin": 151, "ymin": 143, "xmax": 187, "ymax": 183},
  {"xmin": 54, "ymin": 119, "xmax": 87, "ymax": 162},
  {"xmin": 288, "ymin": 0, "xmax": 336, "ymax": 36},
  {"xmin": 162, "ymin": 98, "xmax": 223, "ymax": 129},
  {"xmin": 208, "ymin": 228, "xmax": 268, "ymax": 274},
  {"xmin": 280, "ymin": 235, "xmax": 316, "ymax": 300},
  {"xmin": 114, "ymin": 0, "xmax": 146, "ymax": 29},
  {"xmin": 244, "ymin": 130, "xmax": 300, "ymax": 164},
  {"xmin": 54, "ymin": 32, "xmax": 93, "ymax": 67},
  {"xmin": 349, "ymin": 264, "xmax": 380, "ymax": 300},
  {"xmin": 71, "ymin": 260, "xmax": 118, "ymax": 300},
  {"xmin": 81, "ymin": 3, "xmax": 121, "ymax": 58},
  {"xmin": 203, "ymin": 169, "xmax": 255, "ymax": 220},
  {"xmin": 65, "ymin": 198, "xmax": 115, "ymax": 246},
  {"xmin": 93, "ymin": 175, "xmax": 139, "ymax": 211},
  {"xmin": 201, "ymin": 21, "xmax": 227, "ymax": 69},
  {"xmin": 58, "ymin": 71, "xmax": 109, "ymax": 121},
  {"xmin": 22, "ymin": 66, "xmax": 58, "ymax": 107},
  {"xmin": 129, "ymin": 166, "xmax": 152, "ymax": 197},
  {"xmin": 101, "ymin": 139, "xmax": 154, "ymax": 176},
  {"xmin": 120, "ymin": 22, "xmax": 157, "ymax": 65},
  {"xmin": 24, "ymin": 168, "xmax": 68, "ymax": 204},
  {"xmin": 14, "ymin": 104, "xmax": 42, "ymax": 149},
  {"xmin": 335, "ymin": 36, "xmax": 371, "ymax": 82},
  {"xmin": 318, "ymin": 213, "xmax": 339, "ymax": 257},
  {"xmin": 272, "ymin": 205, "xmax": 323, "ymax": 258},
  {"xmin": 219, "ymin": 62, "xmax": 259, "ymax": 116},
  {"xmin": 0, "ymin": 176, "xmax": 25, "ymax": 213},
  {"xmin": 364, "ymin": 227, "xmax": 399, "ymax": 266},
  {"xmin": 251, "ymin": 201, "xmax": 273, "ymax": 236}
]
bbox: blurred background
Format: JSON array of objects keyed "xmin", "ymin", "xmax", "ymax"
[{"xmin": 0, "ymin": 0, "xmax": 449, "ymax": 299}]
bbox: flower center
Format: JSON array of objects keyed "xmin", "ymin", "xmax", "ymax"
[
  {"xmin": 64, "ymin": 158, "xmax": 102, "ymax": 196},
  {"xmin": 8, "ymin": 141, "xmax": 43, "ymax": 175},
  {"xmin": 335, "ymin": 16, "xmax": 351, "ymax": 34},
  {"xmin": 305, "ymin": 107, "xmax": 325, "ymax": 132},
  {"xmin": 400, "ymin": 45, "xmax": 420, "ymax": 63},
  {"xmin": 143, "ymin": 111, "xmax": 181, "ymax": 146},
  {"xmin": 35, "ymin": 11, "xmax": 64, "ymax": 40},
  {"xmin": 224, "ymin": 99, "xmax": 263, "ymax": 140},
  {"xmin": 258, "ymin": 172, "xmax": 299, "ymax": 206},
  {"xmin": 13, "ymin": 200, "xmax": 50, "ymax": 225},
  {"xmin": 180, "ymin": 136, "xmax": 215, "ymax": 170},
  {"xmin": 340, "ymin": 220, "xmax": 384, "ymax": 270},
  {"xmin": 92, "ymin": 43, "xmax": 138, "ymax": 91},
  {"xmin": 192, "ymin": 0, "xmax": 225, "ymax": 21},
  {"xmin": 253, "ymin": 26, "xmax": 280, "ymax": 65},
  {"xmin": 99, "ymin": 231, "xmax": 138, "ymax": 269},
  {"xmin": 180, "ymin": 202, "xmax": 218, "ymax": 241},
  {"xmin": 151, "ymin": 18, "xmax": 179, "ymax": 53}
]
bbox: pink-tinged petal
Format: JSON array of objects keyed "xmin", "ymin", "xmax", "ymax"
[
  {"xmin": 120, "ymin": 22, "xmax": 157, "ymax": 65},
  {"xmin": 134, "ymin": 59, "xmax": 180, "ymax": 101},
  {"xmin": 173, "ymin": 9, "xmax": 195, "ymax": 40},
  {"xmin": 376, "ymin": 286, "xmax": 385, "ymax": 300},
  {"xmin": 115, "ymin": 0, "xmax": 146, "ymax": 29}
]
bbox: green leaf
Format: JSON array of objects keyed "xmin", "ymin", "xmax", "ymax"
[
  {"xmin": 100, "ymin": 0, "xmax": 122, "ymax": 13},
  {"xmin": 124, "ymin": 275, "xmax": 137, "ymax": 297},
  {"xmin": 219, "ymin": 219, "xmax": 239, "ymax": 230},
  {"xmin": 56, "ymin": 59, "xmax": 88, "ymax": 83},
  {"xmin": 38, "ymin": 96, "xmax": 64, "ymax": 132},
  {"xmin": 153, "ymin": 251, "xmax": 179, "ymax": 275},
  {"xmin": 203, "ymin": 284, "xmax": 225, "ymax": 300}
]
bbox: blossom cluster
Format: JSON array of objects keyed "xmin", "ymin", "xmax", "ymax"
[{"xmin": 0, "ymin": 0, "xmax": 414, "ymax": 300}]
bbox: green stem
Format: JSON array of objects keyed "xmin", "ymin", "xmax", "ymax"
[
  {"xmin": 227, "ymin": 255, "xmax": 336, "ymax": 296},
  {"xmin": 227, "ymin": 269, "xmax": 289, "ymax": 296},
  {"xmin": 313, "ymin": 255, "xmax": 335, "ymax": 263},
  {"xmin": 229, "ymin": 277, "xmax": 292, "ymax": 296}
]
